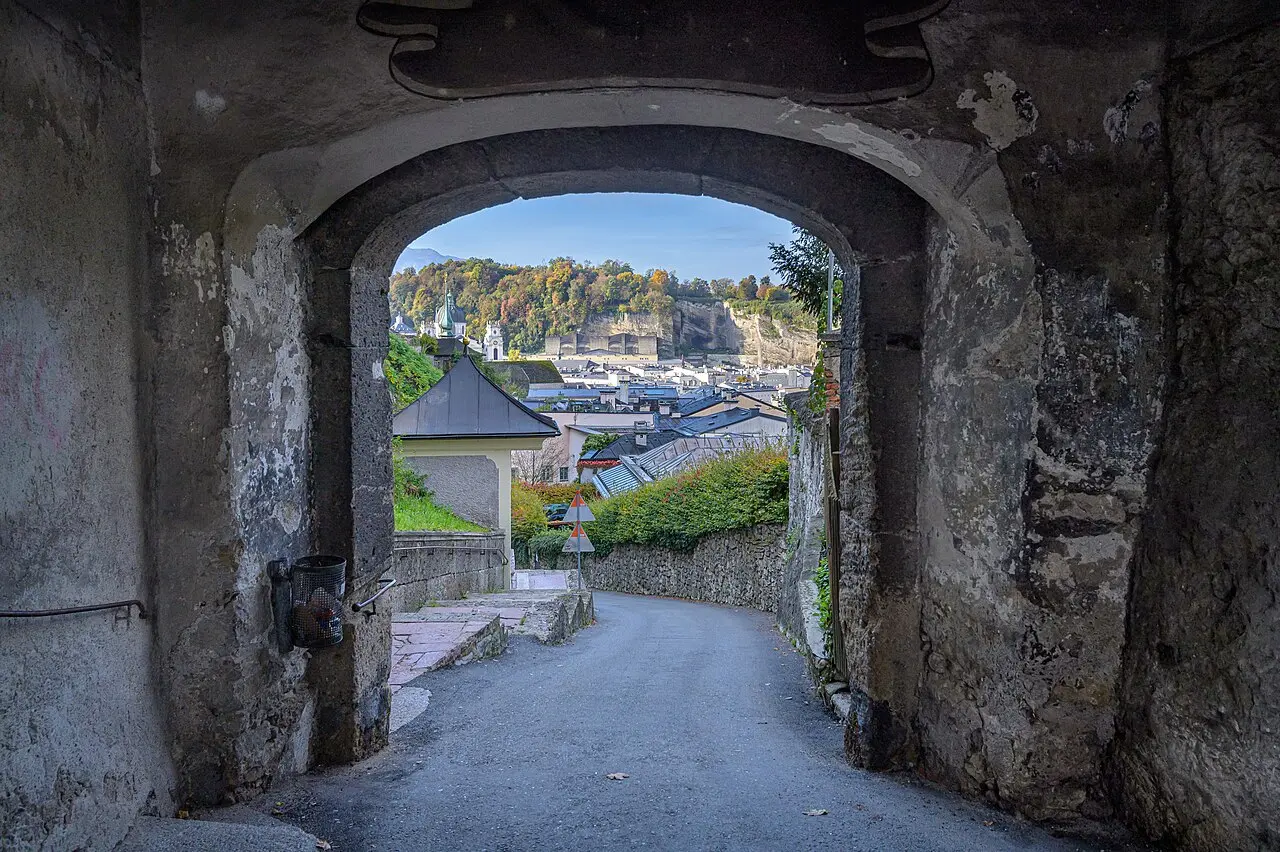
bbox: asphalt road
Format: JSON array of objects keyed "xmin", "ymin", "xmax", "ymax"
[{"xmin": 267, "ymin": 593, "xmax": 1137, "ymax": 852}]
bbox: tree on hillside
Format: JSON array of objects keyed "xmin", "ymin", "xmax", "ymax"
[
  {"xmin": 736, "ymin": 275, "xmax": 758, "ymax": 300},
  {"xmin": 768, "ymin": 227, "xmax": 848, "ymax": 322}
]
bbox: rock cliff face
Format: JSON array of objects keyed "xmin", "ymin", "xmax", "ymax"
[
  {"xmin": 576, "ymin": 300, "xmax": 818, "ymax": 364},
  {"xmin": 579, "ymin": 310, "xmax": 671, "ymax": 341},
  {"xmin": 725, "ymin": 305, "xmax": 820, "ymax": 366},
  {"xmin": 671, "ymin": 300, "xmax": 741, "ymax": 353}
]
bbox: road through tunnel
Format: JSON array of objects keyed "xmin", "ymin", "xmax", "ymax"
[
  {"xmin": 288, "ymin": 121, "xmax": 1126, "ymax": 825},
  {"xmin": 7, "ymin": 2, "xmax": 1277, "ymax": 847}
]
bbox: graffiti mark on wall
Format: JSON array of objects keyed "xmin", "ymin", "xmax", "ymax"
[{"xmin": 0, "ymin": 338, "xmax": 71, "ymax": 451}]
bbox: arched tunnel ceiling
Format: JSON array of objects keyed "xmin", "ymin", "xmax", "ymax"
[{"xmin": 303, "ymin": 124, "xmax": 926, "ymax": 278}]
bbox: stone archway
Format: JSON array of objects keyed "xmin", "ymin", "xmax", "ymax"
[
  {"xmin": 296, "ymin": 123, "xmax": 933, "ymax": 768},
  {"xmin": 211, "ymin": 91, "xmax": 1143, "ymax": 826}
]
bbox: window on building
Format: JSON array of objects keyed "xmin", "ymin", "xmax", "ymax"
[{"xmin": 559, "ymin": 466, "xmax": 570, "ymax": 481}]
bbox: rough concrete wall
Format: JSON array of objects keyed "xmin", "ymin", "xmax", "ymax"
[
  {"xmin": 914, "ymin": 181, "xmax": 1165, "ymax": 822},
  {"xmin": 0, "ymin": 3, "xmax": 175, "ymax": 848},
  {"xmin": 581, "ymin": 525, "xmax": 786, "ymax": 612},
  {"xmin": 388, "ymin": 532, "xmax": 506, "ymax": 611},
  {"xmin": 403, "ymin": 456, "xmax": 499, "ymax": 531},
  {"xmin": 145, "ymin": 107, "xmax": 319, "ymax": 811},
  {"xmin": 1112, "ymin": 24, "xmax": 1280, "ymax": 850},
  {"xmin": 776, "ymin": 395, "xmax": 829, "ymax": 667}
]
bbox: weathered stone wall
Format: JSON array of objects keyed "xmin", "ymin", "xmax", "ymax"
[
  {"xmin": 403, "ymin": 456, "xmax": 500, "ymax": 531},
  {"xmin": 1112, "ymin": 23, "xmax": 1280, "ymax": 851},
  {"xmin": 0, "ymin": 3, "xmax": 175, "ymax": 849},
  {"xmin": 580, "ymin": 525, "xmax": 786, "ymax": 612},
  {"xmin": 389, "ymin": 531, "xmax": 506, "ymax": 611},
  {"xmin": 777, "ymin": 393, "xmax": 829, "ymax": 665},
  {"xmin": 894, "ymin": 24, "xmax": 1172, "ymax": 824}
]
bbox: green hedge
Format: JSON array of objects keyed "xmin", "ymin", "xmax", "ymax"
[
  {"xmin": 585, "ymin": 449, "xmax": 788, "ymax": 554},
  {"xmin": 524, "ymin": 528, "xmax": 571, "ymax": 566}
]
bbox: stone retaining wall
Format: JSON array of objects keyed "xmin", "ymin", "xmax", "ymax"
[
  {"xmin": 389, "ymin": 531, "xmax": 506, "ymax": 612},
  {"xmin": 778, "ymin": 389, "xmax": 834, "ymax": 677},
  {"xmin": 579, "ymin": 525, "xmax": 786, "ymax": 612}
]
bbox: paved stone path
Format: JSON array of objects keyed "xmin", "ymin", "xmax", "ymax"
[
  {"xmin": 265, "ymin": 593, "xmax": 1144, "ymax": 852},
  {"xmin": 389, "ymin": 603, "xmax": 527, "ymax": 688}
]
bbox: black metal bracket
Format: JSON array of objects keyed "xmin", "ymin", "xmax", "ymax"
[{"xmin": 268, "ymin": 559, "xmax": 294, "ymax": 653}]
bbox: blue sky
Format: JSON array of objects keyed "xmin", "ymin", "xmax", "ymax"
[{"xmin": 396, "ymin": 193, "xmax": 796, "ymax": 282}]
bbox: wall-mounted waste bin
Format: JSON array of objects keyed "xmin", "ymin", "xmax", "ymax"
[{"xmin": 289, "ymin": 555, "xmax": 346, "ymax": 647}]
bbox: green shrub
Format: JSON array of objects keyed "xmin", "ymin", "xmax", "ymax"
[
  {"xmin": 580, "ymin": 433, "xmax": 618, "ymax": 455},
  {"xmin": 511, "ymin": 480, "xmax": 549, "ymax": 543},
  {"xmin": 813, "ymin": 555, "xmax": 833, "ymax": 658},
  {"xmin": 808, "ymin": 349, "xmax": 829, "ymax": 418},
  {"xmin": 392, "ymin": 440, "xmax": 425, "ymax": 501},
  {"xmin": 386, "ymin": 333, "xmax": 443, "ymax": 411},
  {"xmin": 585, "ymin": 449, "xmax": 789, "ymax": 554},
  {"xmin": 526, "ymin": 528, "xmax": 571, "ymax": 565},
  {"xmin": 520, "ymin": 481, "xmax": 601, "ymax": 504}
]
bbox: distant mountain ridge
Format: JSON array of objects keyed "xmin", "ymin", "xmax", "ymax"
[{"xmin": 394, "ymin": 246, "xmax": 461, "ymax": 272}]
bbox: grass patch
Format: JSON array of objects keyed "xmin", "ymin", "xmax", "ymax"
[
  {"xmin": 392, "ymin": 441, "xmax": 485, "ymax": 532},
  {"xmin": 394, "ymin": 494, "xmax": 486, "ymax": 532}
]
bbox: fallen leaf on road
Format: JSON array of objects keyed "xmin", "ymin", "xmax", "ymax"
[
  {"xmin": 606, "ymin": 773, "xmax": 630, "ymax": 781},
  {"xmin": 982, "ymin": 821, "xmax": 994, "ymax": 827},
  {"xmin": 316, "ymin": 841, "xmax": 333, "ymax": 850},
  {"xmin": 804, "ymin": 809, "xmax": 829, "ymax": 816}
]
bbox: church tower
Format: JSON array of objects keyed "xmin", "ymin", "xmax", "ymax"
[{"xmin": 483, "ymin": 323, "xmax": 505, "ymax": 362}]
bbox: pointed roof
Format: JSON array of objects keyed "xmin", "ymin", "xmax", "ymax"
[
  {"xmin": 393, "ymin": 355, "xmax": 560, "ymax": 440},
  {"xmin": 435, "ymin": 290, "xmax": 466, "ymax": 333}
]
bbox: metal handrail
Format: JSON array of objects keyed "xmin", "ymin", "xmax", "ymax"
[
  {"xmin": 0, "ymin": 599, "xmax": 147, "ymax": 620},
  {"xmin": 351, "ymin": 578, "xmax": 396, "ymax": 612},
  {"xmin": 391, "ymin": 541, "xmax": 510, "ymax": 565}
]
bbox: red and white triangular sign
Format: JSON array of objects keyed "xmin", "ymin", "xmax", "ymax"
[
  {"xmin": 563, "ymin": 490, "xmax": 595, "ymax": 523},
  {"xmin": 561, "ymin": 521, "xmax": 595, "ymax": 553}
]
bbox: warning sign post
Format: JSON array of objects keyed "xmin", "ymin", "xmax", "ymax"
[
  {"xmin": 562, "ymin": 491, "xmax": 595, "ymax": 524},
  {"xmin": 561, "ymin": 491, "xmax": 595, "ymax": 588}
]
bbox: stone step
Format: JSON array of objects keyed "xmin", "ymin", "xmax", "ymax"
[
  {"xmin": 389, "ymin": 614, "xmax": 507, "ymax": 686},
  {"xmin": 115, "ymin": 815, "xmax": 319, "ymax": 852}
]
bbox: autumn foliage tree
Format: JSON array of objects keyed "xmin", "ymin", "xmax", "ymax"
[{"xmin": 388, "ymin": 257, "xmax": 676, "ymax": 355}]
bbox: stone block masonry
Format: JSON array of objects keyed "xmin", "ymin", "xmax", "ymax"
[
  {"xmin": 577, "ymin": 525, "xmax": 787, "ymax": 612},
  {"xmin": 388, "ymin": 532, "xmax": 507, "ymax": 613}
]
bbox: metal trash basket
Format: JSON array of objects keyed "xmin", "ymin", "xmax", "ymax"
[{"xmin": 289, "ymin": 555, "xmax": 346, "ymax": 647}]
